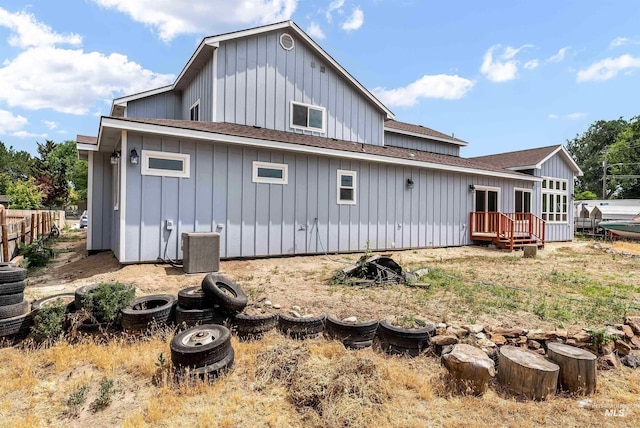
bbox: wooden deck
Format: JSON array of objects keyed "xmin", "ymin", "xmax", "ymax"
[{"xmin": 470, "ymin": 212, "xmax": 545, "ymax": 251}]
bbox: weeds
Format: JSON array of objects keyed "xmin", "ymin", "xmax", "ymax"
[
  {"xmin": 91, "ymin": 377, "xmax": 116, "ymax": 412},
  {"xmin": 18, "ymin": 240, "xmax": 54, "ymax": 268},
  {"xmin": 66, "ymin": 385, "xmax": 89, "ymax": 416},
  {"xmin": 32, "ymin": 301, "xmax": 67, "ymax": 342},
  {"xmin": 81, "ymin": 283, "xmax": 135, "ymax": 325}
]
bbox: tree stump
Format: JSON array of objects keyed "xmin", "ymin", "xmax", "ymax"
[
  {"xmin": 497, "ymin": 346, "xmax": 559, "ymax": 400},
  {"xmin": 546, "ymin": 342, "xmax": 597, "ymax": 395},
  {"xmin": 523, "ymin": 244, "xmax": 537, "ymax": 258},
  {"xmin": 442, "ymin": 344, "xmax": 495, "ymax": 395}
]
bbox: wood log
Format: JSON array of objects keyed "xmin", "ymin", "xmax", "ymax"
[
  {"xmin": 546, "ymin": 342, "xmax": 596, "ymax": 395},
  {"xmin": 523, "ymin": 244, "xmax": 537, "ymax": 258},
  {"xmin": 442, "ymin": 343, "xmax": 495, "ymax": 395},
  {"xmin": 497, "ymin": 345, "xmax": 559, "ymax": 400}
]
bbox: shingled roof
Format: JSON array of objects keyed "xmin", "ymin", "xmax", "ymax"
[
  {"xmin": 76, "ymin": 134, "xmax": 98, "ymax": 145},
  {"xmin": 384, "ymin": 119, "xmax": 468, "ymax": 145},
  {"xmin": 471, "ymin": 144, "xmax": 583, "ymax": 176},
  {"xmin": 101, "ymin": 117, "xmax": 536, "ymax": 180}
]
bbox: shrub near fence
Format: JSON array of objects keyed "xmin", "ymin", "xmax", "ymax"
[{"xmin": 0, "ymin": 210, "xmax": 65, "ymax": 263}]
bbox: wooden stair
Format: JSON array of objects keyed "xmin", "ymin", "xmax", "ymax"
[{"xmin": 470, "ymin": 212, "xmax": 545, "ymax": 252}]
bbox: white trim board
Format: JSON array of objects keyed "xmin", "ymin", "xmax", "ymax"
[
  {"xmin": 384, "ymin": 127, "xmax": 468, "ymax": 146},
  {"xmin": 119, "ymin": 131, "xmax": 127, "ymax": 262},
  {"xmin": 87, "ymin": 151, "xmax": 94, "ymax": 251},
  {"xmin": 100, "ymin": 118, "xmax": 542, "ymax": 182}
]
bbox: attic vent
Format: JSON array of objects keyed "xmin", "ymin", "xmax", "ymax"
[{"xmin": 280, "ymin": 33, "xmax": 294, "ymax": 51}]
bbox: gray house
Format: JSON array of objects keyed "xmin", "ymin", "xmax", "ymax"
[{"xmin": 77, "ymin": 21, "xmax": 582, "ymax": 263}]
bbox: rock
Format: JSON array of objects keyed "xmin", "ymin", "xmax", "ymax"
[
  {"xmin": 342, "ymin": 316, "xmax": 357, "ymax": 323},
  {"xmin": 615, "ymin": 340, "xmax": 632, "ymax": 356},
  {"xmin": 477, "ymin": 338, "xmax": 496, "ymax": 348},
  {"xmin": 264, "ymin": 300, "xmax": 272, "ymax": 307},
  {"xmin": 436, "ymin": 323, "xmax": 447, "ymax": 329},
  {"xmin": 621, "ymin": 325, "xmax": 635, "ymax": 339},
  {"xmin": 272, "ymin": 304, "xmax": 281, "ymax": 309},
  {"xmin": 413, "ymin": 268, "xmax": 429, "ymax": 277},
  {"xmin": 492, "ymin": 327, "xmax": 525, "ymax": 338},
  {"xmin": 475, "ymin": 332, "xmax": 486, "ymax": 340},
  {"xmin": 599, "ymin": 353, "xmax": 619, "ymax": 370},
  {"xmin": 621, "ymin": 353, "xmax": 640, "ymax": 369},
  {"xmin": 601, "ymin": 342, "xmax": 615, "ymax": 355},
  {"xmin": 462, "ymin": 324, "xmax": 484, "ymax": 334},
  {"xmin": 572, "ymin": 331, "xmax": 592, "ymax": 342},
  {"xmin": 528, "ymin": 340, "xmax": 542, "ymax": 350},
  {"xmin": 527, "ymin": 330, "xmax": 556, "ymax": 341},
  {"xmin": 533, "ymin": 348, "xmax": 546, "ymax": 355},
  {"xmin": 290, "ymin": 310, "xmax": 301, "ymax": 318},
  {"xmin": 292, "ymin": 305, "xmax": 302, "ymax": 312},
  {"xmin": 302, "ymin": 314, "xmax": 315, "ymax": 319},
  {"xmin": 630, "ymin": 336, "xmax": 640, "ymax": 350},
  {"xmin": 604, "ymin": 327, "xmax": 624, "ymax": 339},
  {"xmin": 447, "ymin": 327, "xmax": 469, "ymax": 338},
  {"xmin": 490, "ymin": 334, "xmax": 507, "ymax": 346},
  {"xmin": 431, "ymin": 335, "xmax": 459, "ymax": 346},
  {"xmin": 625, "ymin": 316, "xmax": 640, "ymax": 335},
  {"xmin": 554, "ymin": 330, "xmax": 568, "ymax": 341}
]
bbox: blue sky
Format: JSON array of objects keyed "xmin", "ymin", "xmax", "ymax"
[{"xmin": 0, "ymin": 1, "xmax": 639, "ymax": 157}]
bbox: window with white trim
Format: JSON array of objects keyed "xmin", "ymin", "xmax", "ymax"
[
  {"xmin": 337, "ymin": 170, "xmax": 357, "ymax": 205},
  {"xmin": 515, "ymin": 188, "xmax": 532, "ymax": 213},
  {"xmin": 290, "ymin": 101, "xmax": 325, "ymax": 133},
  {"xmin": 189, "ymin": 100, "xmax": 200, "ymax": 121},
  {"xmin": 252, "ymin": 161, "xmax": 288, "ymax": 184},
  {"xmin": 141, "ymin": 150, "xmax": 190, "ymax": 178},
  {"xmin": 541, "ymin": 177, "xmax": 568, "ymax": 223}
]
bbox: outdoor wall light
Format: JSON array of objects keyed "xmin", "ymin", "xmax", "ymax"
[
  {"xmin": 469, "ymin": 184, "xmax": 476, "ymax": 192},
  {"xmin": 130, "ymin": 148, "xmax": 139, "ymax": 164},
  {"xmin": 110, "ymin": 150, "xmax": 121, "ymax": 165},
  {"xmin": 406, "ymin": 178, "xmax": 414, "ymax": 189}
]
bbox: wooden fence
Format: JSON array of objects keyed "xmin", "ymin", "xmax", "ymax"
[{"xmin": 0, "ymin": 209, "xmax": 66, "ymax": 263}]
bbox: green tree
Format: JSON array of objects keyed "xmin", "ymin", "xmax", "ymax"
[
  {"xmin": 7, "ymin": 178, "xmax": 43, "ymax": 209},
  {"xmin": 0, "ymin": 141, "xmax": 33, "ymax": 194},
  {"xmin": 31, "ymin": 140, "xmax": 69, "ymax": 208},
  {"xmin": 607, "ymin": 116, "xmax": 640, "ymax": 198},
  {"xmin": 575, "ymin": 190, "xmax": 598, "ymax": 200},
  {"xmin": 566, "ymin": 118, "xmax": 628, "ymax": 198}
]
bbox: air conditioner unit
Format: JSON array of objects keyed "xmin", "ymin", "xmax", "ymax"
[{"xmin": 182, "ymin": 232, "xmax": 220, "ymax": 274}]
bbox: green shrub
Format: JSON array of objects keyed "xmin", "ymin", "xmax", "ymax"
[
  {"xmin": 32, "ymin": 300, "xmax": 67, "ymax": 342},
  {"xmin": 81, "ymin": 283, "xmax": 135, "ymax": 325},
  {"xmin": 18, "ymin": 240, "xmax": 54, "ymax": 268}
]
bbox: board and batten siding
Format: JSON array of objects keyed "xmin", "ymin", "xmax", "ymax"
[
  {"xmin": 214, "ymin": 31, "xmax": 384, "ymax": 146},
  {"xmin": 88, "ymin": 152, "xmax": 114, "ymax": 252},
  {"xmin": 182, "ymin": 56, "xmax": 214, "ymax": 121},
  {"xmin": 121, "ymin": 131, "xmax": 532, "ymax": 262},
  {"xmin": 384, "ymin": 132, "xmax": 460, "ymax": 156},
  {"xmin": 532, "ymin": 152, "xmax": 575, "ymax": 242},
  {"xmin": 127, "ymin": 91, "xmax": 182, "ymax": 120}
]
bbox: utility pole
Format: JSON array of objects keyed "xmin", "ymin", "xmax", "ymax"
[{"xmin": 602, "ymin": 155, "xmax": 608, "ymax": 199}]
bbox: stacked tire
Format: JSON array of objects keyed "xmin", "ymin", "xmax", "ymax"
[
  {"xmin": 175, "ymin": 286, "xmax": 225, "ymax": 329},
  {"xmin": 0, "ymin": 265, "xmax": 33, "ymax": 344},
  {"xmin": 201, "ymin": 274, "xmax": 248, "ymax": 315},
  {"xmin": 325, "ymin": 316, "xmax": 378, "ymax": 349},
  {"xmin": 121, "ymin": 294, "xmax": 177, "ymax": 333},
  {"xmin": 376, "ymin": 320, "xmax": 436, "ymax": 357},
  {"xmin": 170, "ymin": 324, "xmax": 235, "ymax": 382}
]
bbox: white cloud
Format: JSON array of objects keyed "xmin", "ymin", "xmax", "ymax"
[
  {"xmin": 524, "ymin": 59, "xmax": 539, "ymax": 70},
  {"xmin": 12, "ymin": 130, "xmax": 47, "ymax": 138},
  {"xmin": 0, "ymin": 7, "xmax": 175, "ymax": 115},
  {"xmin": 548, "ymin": 114, "xmax": 558, "ymax": 119},
  {"xmin": 372, "ymin": 74, "xmax": 475, "ymax": 107},
  {"xmin": 307, "ymin": 21, "xmax": 325, "ymax": 40},
  {"xmin": 480, "ymin": 44, "xmax": 533, "ymax": 82},
  {"xmin": 547, "ymin": 46, "xmax": 570, "ymax": 63},
  {"xmin": 567, "ymin": 112, "xmax": 587, "ymax": 120},
  {"xmin": 341, "ymin": 7, "xmax": 364, "ymax": 31},
  {"xmin": 610, "ymin": 37, "xmax": 640, "ymax": 48},
  {"xmin": 0, "ymin": 110, "xmax": 29, "ymax": 134},
  {"xmin": 325, "ymin": 0, "xmax": 345, "ymax": 23},
  {"xmin": 577, "ymin": 54, "xmax": 640, "ymax": 82},
  {"xmin": 43, "ymin": 120, "xmax": 58, "ymax": 130},
  {"xmin": 91, "ymin": 0, "xmax": 297, "ymax": 42}
]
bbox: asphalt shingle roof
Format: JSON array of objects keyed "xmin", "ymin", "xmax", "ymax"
[
  {"xmin": 470, "ymin": 145, "xmax": 561, "ymax": 169},
  {"xmin": 384, "ymin": 119, "xmax": 468, "ymax": 144}
]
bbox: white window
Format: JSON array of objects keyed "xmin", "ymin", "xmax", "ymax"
[
  {"xmin": 190, "ymin": 100, "xmax": 200, "ymax": 121},
  {"xmin": 337, "ymin": 170, "xmax": 357, "ymax": 205},
  {"xmin": 290, "ymin": 101, "xmax": 325, "ymax": 133},
  {"xmin": 515, "ymin": 188, "xmax": 532, "ymax": 213},
  {"xmin": 252, "ymin": 161, "xmax": 288, "ymax": 184},
  {"xmin": 541, "ymin": 177, "xmax": 568, "ymax": 223},
  {"xmin": 113, "ymin": 160, "xmax": 120, "ymax": 210},
  {"xmin": 141, "ymin": 150, "xmax": 190, "ymax": 178}
]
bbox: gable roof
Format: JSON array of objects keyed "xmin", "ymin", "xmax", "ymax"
[
  {"xmin": 76, "ymin": 135, "xmax": 97, "ymax": 145},
  {"xmin": 471, "ymin": 144, "xmax": 583, "ymax": 176},
  {"xmin": 384, "ymin": 119, "xmax": 468, "ymax": 146},
  {"xmin": 89, "ymin": 116, "xmax": 539, "ymax": 182},
  {"xmin": 112, "ymin": 21, "xmax": 394, "ymax": 120}
]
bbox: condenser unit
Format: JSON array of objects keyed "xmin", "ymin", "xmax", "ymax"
[{"xmin": 182, "ymin": 232, "xmax": 220, "ymax": 274}]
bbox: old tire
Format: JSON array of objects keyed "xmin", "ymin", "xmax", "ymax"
[
  {"xmin": 32, "ymin": 293, "xmax": 76, "ymax": 315},
  {"xmin": 175, "ymin": 348, "xmax": 235, "ymax": 382},
  {"xmin": 232, "ymin": 312, "xmax": 278, "ymax": 339},
  {"xmin": 170, "ymin": 324, "xmax": 232, "ymax": 369},
  {"xmin": 0, "ymin": 312, "xmax": 33, "ymax": 342},
  {"xmin": 121, "ymin": 294, "xmax": 176, "ymax": 332},
  {"xmin": 201, "ymin": 274, "xmax": 247, "ymax": 314},
  {"xmin": 278, "ymin": 314, "xmax": 325, "ymax": 339},
  {"xmin": 0, "ymin": 267, "xmax": 26, "ymax": 284},
  {"xmin": 74, "ymin": 284, "xmax": 99, "ymax": 309},
  {"xmin": 0, "ymin": 300, "xmax": 29, "ymax": 320},
  {"xmin": 376, "ymin": 320, "xmax": 435, "ymax": 357},
  {"xmin": 0, "ymin": 292, "xmax": 24, "ymax": 307},
  {"xmin": 177, "ymin": 286, "xmax": 211, "ymax": 310},
  {"xmin": 176, "ymin": 306, "xmax": 225, "ymax": 328},
  {"xmin": 0, "ymin": 280, "xmax": 26, "ymax": 296},
  {"xmin": 325, "ymin": 316, "xmax": 379, "ymax": 349}
]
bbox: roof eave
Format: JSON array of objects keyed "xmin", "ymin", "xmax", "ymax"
[{"xmin": 383, "ymin": 126, "xmax": 468, "ymax": 146}]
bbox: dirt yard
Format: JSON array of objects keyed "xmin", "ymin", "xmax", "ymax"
[{"xmin": 3, "ymin": 230, "xmax": 639, "ymax": 427}]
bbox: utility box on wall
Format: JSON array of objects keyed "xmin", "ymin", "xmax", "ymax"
[{"xmin": 182, "ymin": 232, "xmax": 220, "ymax": 274}]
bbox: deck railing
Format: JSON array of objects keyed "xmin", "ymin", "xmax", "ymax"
[{"xmin": 469, "ymin": 212, "xmax": 545, "ymax": 250}]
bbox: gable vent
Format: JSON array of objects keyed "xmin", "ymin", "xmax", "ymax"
[{"xmin": 280, "ymin": 33, "xmax": 294, "ymax": 51}]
